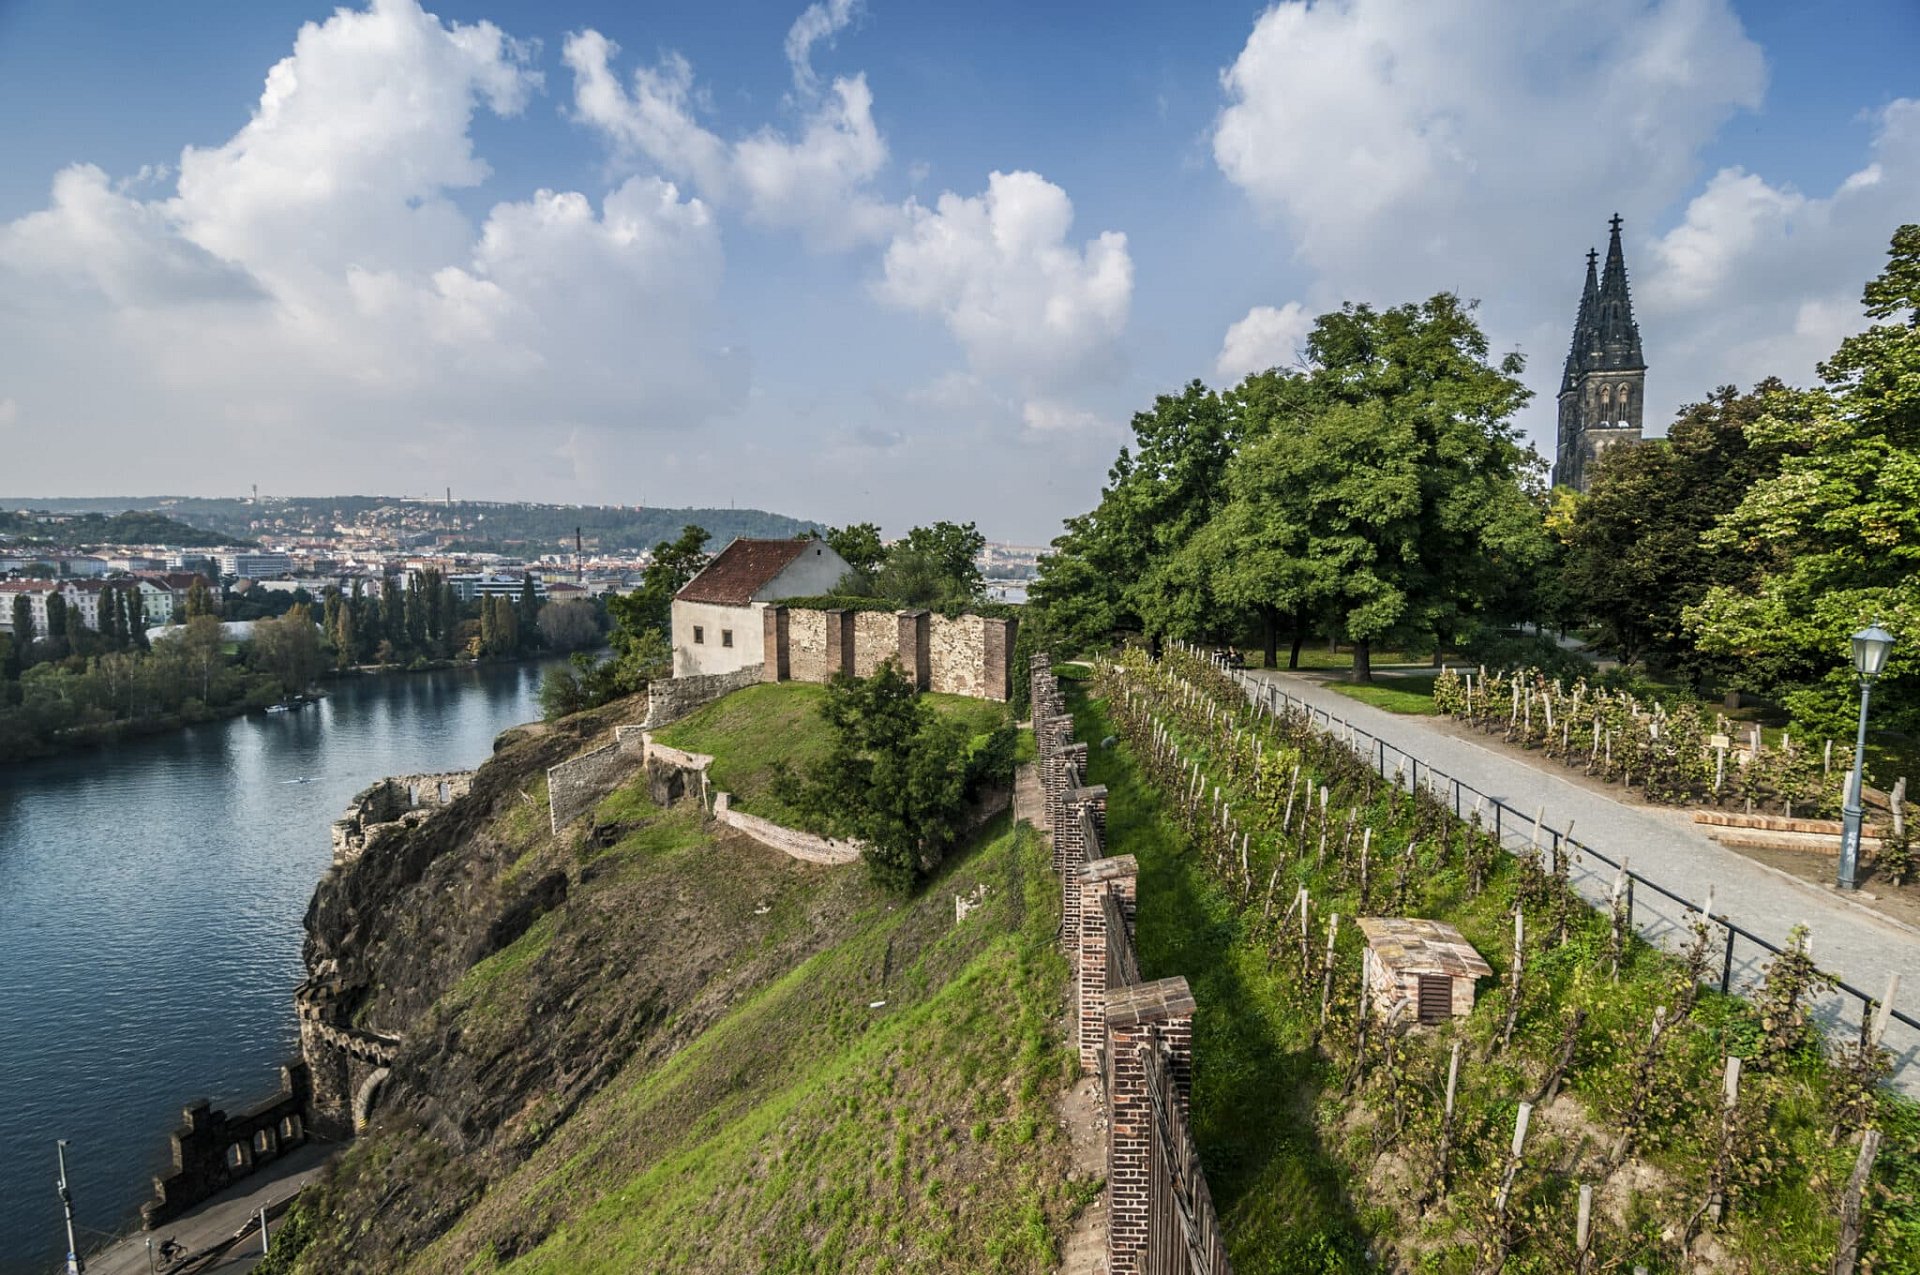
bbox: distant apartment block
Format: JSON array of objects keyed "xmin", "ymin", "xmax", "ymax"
[
  {"xmin": 218, "ymin": 552, "xmax": 293, "ymax": 579},
  {"xmin": 448, "ymin": 572, "xmax": 549, "ymax": 603}
]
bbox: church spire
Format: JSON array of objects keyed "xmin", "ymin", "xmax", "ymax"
[
  {"xmin": 1593, "ymin": 212, "xmax": 1645, "ymax": 371},
  {"xmin": 1562, "ymin": 247, "xmax": 1600, "ymax": 390}
]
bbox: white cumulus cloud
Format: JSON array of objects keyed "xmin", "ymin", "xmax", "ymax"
[
  {"xmin": 1215, "ymin": 302, "xmax": 1313, "ymax": 382},
  {"xmin": 878, "ymin": 171, "xmax": 1132, "ymax": 395},
  {"xmin": 785, "ymin": 0, "xmax": 861, "ymax": 94},
  {"xmin": 563, "ymin": 28, "xmax": 897, "ymax": 250},
  {"xmin": 1638, "ymin": 100, "xmax": 1920, "ymax": 391},
  {"xmin": 0, "ymin": 0, "xmax": 741, "ymax": 496}
]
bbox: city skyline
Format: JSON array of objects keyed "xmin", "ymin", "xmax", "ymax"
[{"xmin": 1, "ymin": 0, "xmax": 1915, "ymax": 541}]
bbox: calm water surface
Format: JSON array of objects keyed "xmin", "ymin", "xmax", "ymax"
[{"xmin": 0, "ymin": 660, "xmax": 557, "ymax": 1270}]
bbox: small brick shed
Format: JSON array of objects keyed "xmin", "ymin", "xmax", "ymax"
[{"xmin": 1356, "ymin": 917, "xmax": 1492, "ymax": 1025}]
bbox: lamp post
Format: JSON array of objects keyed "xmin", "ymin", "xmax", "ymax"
[
  {"xmin": 56, "ymin": 1139, "xmax": 84, "ymax": 1274},
  {"xmin": 1838, "ymin": 623, "xmax": 1895, "ymax": 891}
]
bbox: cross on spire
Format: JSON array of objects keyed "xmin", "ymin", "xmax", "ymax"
[{"xmin": 1608, "ymin": 212, "xmax": 1623, "ymax": 234}]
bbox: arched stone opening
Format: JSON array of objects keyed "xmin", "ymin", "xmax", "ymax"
[{"xmin": 353, "ymin": 1067, "xmax": 391, "ymax": 1134}]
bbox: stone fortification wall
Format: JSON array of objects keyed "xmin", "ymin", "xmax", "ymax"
[
  {"xmin": 852, "ymin": 610, "xmax": 896, "ymax": 677},
  {"xmin": 641, "ymin": 665, "xmax": 766, "ymax": 729},
  {"xmin": 1028, "ymin": 653, "xmax": 1232, "ymax": 1275},
  {"xmin": 142, "ymin": 1063, "xmax": 313, "ymax": 1228},
  {"xmin": 788, "ymin": 608, "xmax": 830, "ymax": 682},
  {"xmin": 761, "ymin": 606, "xmax": 1014, "ymax": 702},
  {"xmin": 331, "ymin": 772, "xmax": 474, "ymax": 865},
  {"xmin": 547, "ymin": 741, "xmax": 633, "ymax": 833}
]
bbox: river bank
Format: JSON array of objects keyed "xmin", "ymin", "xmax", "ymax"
[
  {"xmin": 0, "ymin": 651, "xmax": 563, "ymax": 765},
  {"xmin": 0, "ymin": 658, "xmax": 563, "ymax": 1275}
]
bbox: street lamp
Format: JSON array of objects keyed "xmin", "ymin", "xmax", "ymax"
[
  {"xmin": 56, "ymin": 1139, "xmax": 84, "ymax": 1274},
  {"xmin": 1838, "ymin": 623, "xmax": 1895, "ymax": 890}
]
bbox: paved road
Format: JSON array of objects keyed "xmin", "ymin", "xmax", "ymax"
[
  {"xmin": 1230, "ymin": 667, "xmax": 1920, "ymax": 1095},
  {"xmin": 78, "ymin": 1142, "xmax": 332, "ymax": 1275}
]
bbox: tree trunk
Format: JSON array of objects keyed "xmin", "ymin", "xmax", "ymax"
[
  {"xmin": 1260, "ymin": 605, "xmax": 1279, "ymax": 669},
  {"xmin": 1289, "ymin": 629, "xmax": 1305, "ymax": 670},
  {"xmin": 1354, "ymin": 638, "xmax": 1373, "ymax": 683}
]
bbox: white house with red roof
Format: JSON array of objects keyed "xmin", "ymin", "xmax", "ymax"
[{"xmin": 670, "ymin": 538, "xmax": 850, "ymax": 678}]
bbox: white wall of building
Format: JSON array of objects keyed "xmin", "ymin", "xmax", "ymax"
[
  {"xmin": 672, "ymin": 600, "xmax": 764, "ymax": 678},
  {"xmin": 752, "ymin": 546, "xmax": 848, "ymax": 601}
]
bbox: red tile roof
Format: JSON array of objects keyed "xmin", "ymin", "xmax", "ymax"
[{"xmin": 675, "ymin": 538, "xmax": 813, "ymax": 606}]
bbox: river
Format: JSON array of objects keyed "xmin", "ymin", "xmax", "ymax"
[{"xmin": 0, "ymin": 659, "xmax": 558, "ymax": 1271}]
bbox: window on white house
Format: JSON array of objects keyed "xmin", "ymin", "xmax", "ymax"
[
  {"xmin": 721, "ymin": 630, "xmax": 733, "ymax": 648},
  {"xmin": 693, "ymin": 626, "xmax": 704, "ymax": 644}
]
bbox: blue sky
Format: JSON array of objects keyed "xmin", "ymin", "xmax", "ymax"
[{"xmin": 0, "ymin": 0, "xmax": 1914, "ymax": 541}]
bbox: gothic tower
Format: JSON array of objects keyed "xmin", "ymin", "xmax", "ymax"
[{"xmin": 1552, "ymin": 214, "xmax": 1646, "ymax": 490}]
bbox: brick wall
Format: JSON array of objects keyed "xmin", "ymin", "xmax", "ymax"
[{"xmin": 1029, "ymin": 654, "xmax": 1233, "ymax": 1275}]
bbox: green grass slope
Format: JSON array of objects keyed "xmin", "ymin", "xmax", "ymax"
[
  {"xmin": 653, "ymin": 682, "xmax": 1009, "ymax": 824},
  {"xmin": 264, "ymin": 702, "xmax": 1082, "ymax": 1274}
]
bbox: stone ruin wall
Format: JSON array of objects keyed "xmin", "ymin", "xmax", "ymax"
[
  {"xmin": 928, "ymin": 613, "xmax": 986, "ymax": 697},
  {"xmin": 640, "ymin": 664, "xmax": 766, "ymax": 729},
  {"xmin": 547, "ymin": 741, "xmax": 635, "ymax": 833},
  {"xmin": 330, "ymin": 771, "xmax": 473, "ymax": 866}
]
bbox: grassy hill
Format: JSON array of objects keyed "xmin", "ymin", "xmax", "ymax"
[{"xmin": 260, "ymin": 692, "xmax": 1085, "ymax": 1273}]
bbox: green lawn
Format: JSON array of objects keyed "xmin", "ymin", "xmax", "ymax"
[
  {"xmin": 1325, "ymin": 673, "xmax": 1440, "ymax": 715},
  {"xmin": 653, "ymin": 681, "xmax": 1010, "ymax": 823}
]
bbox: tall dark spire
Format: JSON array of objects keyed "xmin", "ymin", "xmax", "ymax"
[
  {"xmin": 1562, "ymin": 248, "xmax": 1601, "ymax": 390},
  {"xmin": 1592, "ymin": 212, "xmax": 1645, "ymax": 371}
]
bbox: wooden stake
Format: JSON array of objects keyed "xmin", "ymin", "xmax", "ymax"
[
  {"xmin": 1574, "ymin": 1183, "xmax": 1594, "ymax": 1274},
  {"xmin": 1832, "ymin": 1129, "xmax": 1883, "ymax": 1275},
  {"xmin": 1498, "ymin": 907, "xmax": 1526, "ymax": 1052},
  {"xmin": 1494, "ymin": 1101, "xmax": 1533, "ymax": 1215},
  {"xmin": 1317, "ymin": 912, "xmax": 1341, "ymax": 1031}
]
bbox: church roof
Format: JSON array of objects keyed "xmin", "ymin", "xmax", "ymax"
[{"xmin": 1562, "ymin": 214, "xmax": 1646, "ymax": 389}]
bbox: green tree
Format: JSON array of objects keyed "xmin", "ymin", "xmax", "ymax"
[
  {"xmin": 1687, "ymin": 226, "xmax": 1920, "ymax": 735},
  {"xmin": 1184, "ymin": 296, "xmax": 1543, "ymax": 679},
  {"xmin": 1027, "ymin": 380, "xmax": 1243, "ymax": 653},
  {"xmin": 607, "ymin": 524, "xmax": 711, "ymax": 655},
  {"xmin": 1559, "ymin": 382, "xmax": 1797, "ymax": 678},
  {"xmin": 516, "ymin": 575, "xmax": 542, "ymax": 652},
  {"xmin": 11, "ymin": 595, "xmax": 33, "ymax": 648},
  {"xmin": 128, "ymin": 588, "xmax": 148, "ymax": 653},
  {"xmin": 778, "ymin": 661, "xmax": 972, "ymax": 892},
  {"xmin": 824, "ymin": 522, "xmax": 887, "ymax": 579},
  {"xmin": 185, "ymin": 576, "xmax": 217, "ymax": 619},
  {"xmin": 252, "ymin": 603, "xmax": 322, "ymax": 698}
]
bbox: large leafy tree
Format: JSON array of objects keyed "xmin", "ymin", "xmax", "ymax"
[
  {"xmin": 1029, "ymin": 380, "xmax": 1239, "ymax": 649},
  {"xmin": 874, "ymin": 521, "xmax": 987, "ymax": 606},
  {"xmin": 1191, "ymin": 296, "xmax": 1544, "ymax": 679},
  {"xmin": 1560, "ymin": 382, "xmax": 1798, "ymax": 680},
  {"xmin": 1687, "ymin": 225, "xmax": 1920, "ymax": 735},
  {"xmin": 823, "ymin": 522, "xmax": 887, "ymax": 578}
]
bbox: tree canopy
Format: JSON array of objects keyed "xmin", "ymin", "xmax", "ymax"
[{"xmin": 1685, "ymin": 225, "xmax": 1920, "ymax": 734}]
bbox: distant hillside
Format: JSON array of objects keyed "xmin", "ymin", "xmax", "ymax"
[
  {"xmin": 1, "ymin": 497, "xmax": 819, "ymax": 552},
  {"xmin": 0, "ymin": 508, "xmax": 251, "ymax": 547}
]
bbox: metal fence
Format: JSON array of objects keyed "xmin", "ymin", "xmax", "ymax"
[{"xmin": 1191, "ymin": 652, "xmax": 1916, "ymax": 1081}]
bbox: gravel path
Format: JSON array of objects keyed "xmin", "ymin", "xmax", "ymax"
[{"xmin": 1230, "ymin": 666, "xmax": 1920, "ymax": 1095}]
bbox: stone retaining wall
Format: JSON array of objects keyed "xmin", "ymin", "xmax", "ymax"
[
  {"xmin": 547, "ymin": 741, "xmax": 633, "ymax": 833},
  {"xmin": 641, "ymin": 665, "xmax": 766, "ymax": 729},
  {"xmin": 712, "ymin": 793, "xmax": 863, "ymax": 865}
]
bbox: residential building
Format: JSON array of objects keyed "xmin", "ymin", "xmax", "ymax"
[{"xmin": 670, "ymin": 538, "xmax": 851, "ymax": 678}]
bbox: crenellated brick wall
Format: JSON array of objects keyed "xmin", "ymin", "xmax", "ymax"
[{"xmin": 1029, "ymin": 653, "xmax": 1233, "ymax": 1275}]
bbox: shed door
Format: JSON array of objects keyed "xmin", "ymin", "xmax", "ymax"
[{"xmin": 1417, "ymin": 974, "xmax": 1452, "ymax": 1025}]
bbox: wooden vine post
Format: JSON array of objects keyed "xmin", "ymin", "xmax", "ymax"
[
  {"xmin": 1831, "ymin": 1129, "xmax": 1882, "ymax": 1275},
  {"xmin": 1497, "ymin": 907, "xmax": 1526, "ymax": 1053},
  {"xmin": 1574, "ymin": 1183, "xmax": 1594, "ymax": 1274},
  {"xmin": 1432, "ymin": 1039, "xmax": 1462, "ymax": 1206},
  {"xmin": 1488, "ymin": 1101, "xmax": 1534, "ymax": 1274}
]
